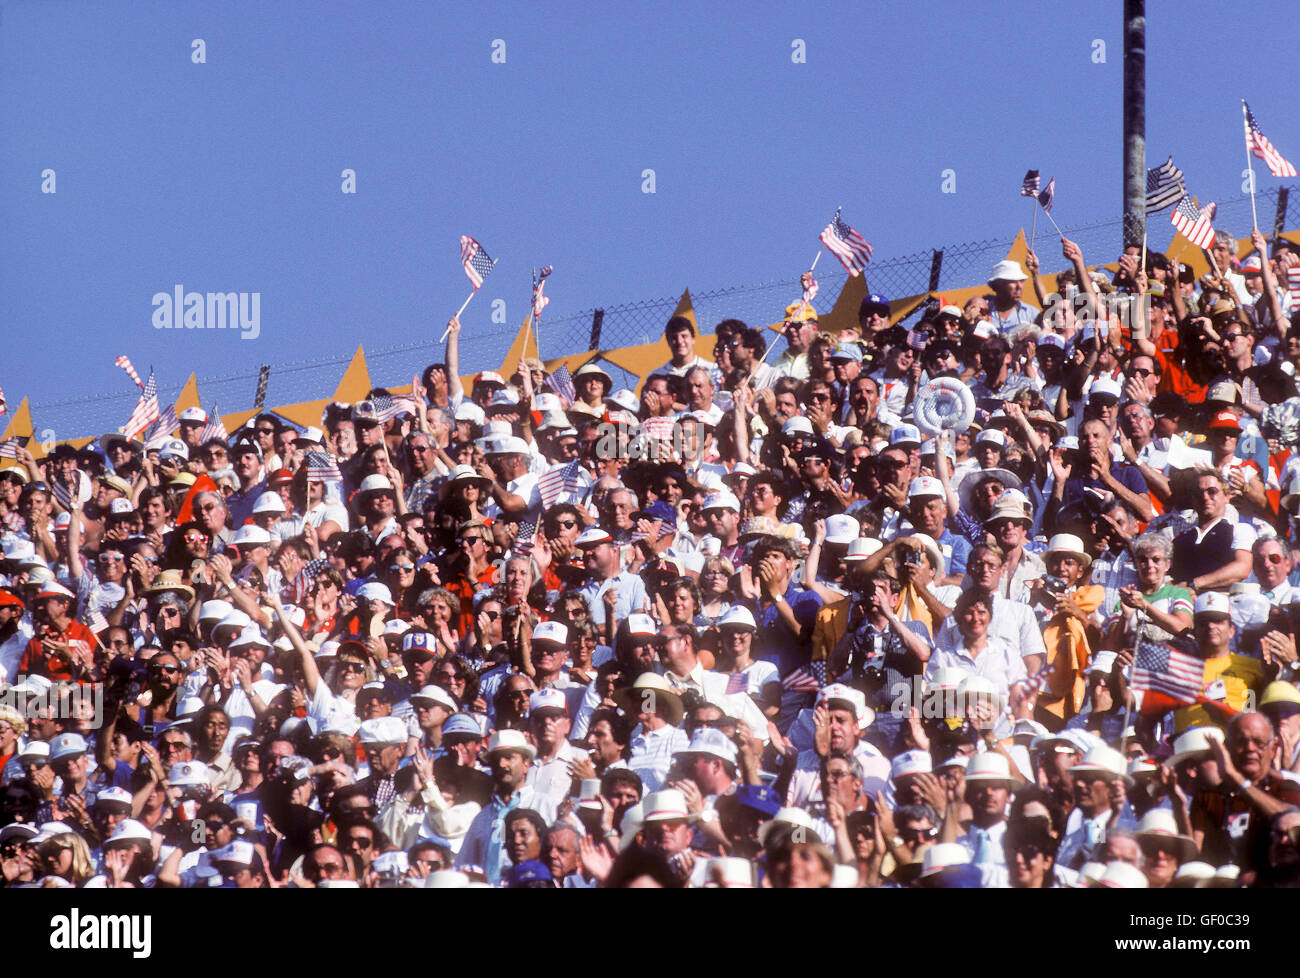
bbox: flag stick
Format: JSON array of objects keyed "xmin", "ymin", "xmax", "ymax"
[
  {"xmin": 1140, "ymin": 229, "xmax": 1147, "ymax": 279},
  {"xmin": 809, "ymin": 250, "xmax": 822, "ymax": 272},
  {"xmin": 439, "ymin": 290, "xmax": 479, "ymax": 342},
  {"xmin": 531, "ymin": 267, "xmax": 541, "ymax": 362},
  {"xmin": 1040, "ymin": 202, "xmax": 1065, "ymax": 239},
  {"xmin": 1242, "ymin": 100, "xmax": 1260, "ymax": 231},
  {"xmin": 1030, "ymin": 206, "xmax": 1038, "ymax": 252}
]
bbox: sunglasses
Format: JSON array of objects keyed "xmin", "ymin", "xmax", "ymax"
[
  {"xmin": 389, "ymin": 564, "xmax": 415, "ymax": 572},
  {"xmin": 1257, "ymin": 552, "xmax": 1286, "ymax": 565},
  {"xmin": 98, "ymin": 554, "xmax": 125, "ymax": 564},
  {"xmin": 184, "ymin": 532, "xmax": 207, "ymax": 544},
  {"xmin": 150, "ymin": 664, "xmax": 180, "ymax": 675},
  {"xmin": 339, "ymin": 662, "xmax": 366, "ymax": 674}
]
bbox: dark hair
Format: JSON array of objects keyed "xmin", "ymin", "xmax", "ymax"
[
  {"xmin": 664, "ymin": 315, "xmax": 696, "ymax": 339},
  {"xmin": 587, "ymin": 709, "xmax": 632, "ymax": 753},
  {"xmin": 1009, "ymin": 784, "xmax": 1067, "ymax": 840},
  {"xmin": 954, "ymin": 588, "xmax": 994, "ymax": 618},
  {"xmin": 503, "ymin": 807, "xmax": 547, "ymax": 841},
  {"xmin": 602, "ymin": 845, "xmax": 683, "ymax": 888},
  {"xmin": 601, "ymin": 767, "xmax": 644, "ymax": 799}
]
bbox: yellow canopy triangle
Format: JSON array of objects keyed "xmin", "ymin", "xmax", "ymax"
[
  {"xmin": 332, "ymin": 345, "xmax": 372, "ymax": 404},
  {"xmin": 1, "ymin": 398, "xmax": 36, "ymax": 459}
]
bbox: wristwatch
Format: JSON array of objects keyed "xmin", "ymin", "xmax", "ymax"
[{"xmin": 1237, "ymin": 779, "xmax": 1253, "ymax": 793}]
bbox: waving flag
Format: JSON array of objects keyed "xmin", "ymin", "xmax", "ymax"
[
  {"xmin": 536, "ymin": 459, "xmax": 584, "ymax": 508},
  {"xmin": 460, "ymin": 235, "xmax": 496, "ymax": 290},
  {"xmin": 303, "ymin": 449, "xmax": 342, "ymax": 484},
  {"xmin": 145, "ymin": 403, "xmax": 179, "ymax": 442},
  {"xmin": 0, "ymin": 436, "xmax": 27, "ymax": 460},
  {"xmin": 1131, "ymin": 636, "xmax": 1210, "ymax": 715},
  {"xmin": 512, "ymin": 519, "xmax": 539, "ymax": 558},
  {"xmin": 532, "ymin": 265, "xmax": 554, "ymax": 318},
  {"xmin": 1244, "ymin": 100, "xmax": 1298, "ymax": 178},
  {"xmin": 370, "ymin": 392, "xmax": 418, "ymax": 424},
  {"xmin": 1171, "ymin": 196, "xmax": 1217, "ymax": 250},
  {"xmin": 1020, "ymin": 169, "xmax": 1040, "ymax": 196},
  {"xmin": 781, "ymin": 664, "xmax": 823, "ymax": 694},
  {"xmin": 1037, "ymin": 177, "xmax": 1055, "ymax": 214},
  {"xmin": 200, "ymin": 404, "xmax": 228, "ymax": 443},
  {"xmin": 0, "ymin": 386, "xmax": 7, "ymax": 417},
  {"xmin": 123, "ymin": 370, "xmax": 160, "ymax": 442},
  {"xmin": 1145, "ymin": 157, "xmax": 1186, "ymax": 213},
  {"xmin": 114, "ymin": 356, "xmax": 144, "ymax": 389},
  {"xmin": 819, "ymin": 208, "xmax": 873, "ymax": 277},
  {"xmin": 544, "ymin": 365, "xmax": 576, "ymax": 407}
]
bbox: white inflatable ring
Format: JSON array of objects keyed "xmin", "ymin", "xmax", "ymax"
[{"xmin": 914, "ymin": 377, "xmax": 975, "ymax": 436}]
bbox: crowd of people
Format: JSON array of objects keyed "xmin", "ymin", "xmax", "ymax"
[{"xmin": 4, "ymin": 227, "xmax": 1300, "ymax": 889}]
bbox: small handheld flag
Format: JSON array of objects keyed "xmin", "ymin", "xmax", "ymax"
[
  {"xmin": 1020, "ymin": 170, "xmax": 1040, "ymax": 196},
  {"xmin": 819, "ymin": 208, "xmax": 873, "ymax": 277},
  {"xmin": 1145, "ymin": 157, "xmax": 1186, "ymax": 213},
  {"xmin": 1244, "ymin": 100, "xmax": 1297, "ymax": 178}
]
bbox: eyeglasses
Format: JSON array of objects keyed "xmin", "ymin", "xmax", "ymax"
[
  {"xmin": 98, "ymin": 554, "xmax": 125, "ymax": 564},
  {"xmin": 457, "ymin": 538, "xmax": 482, "ymax": 548},
  {"xmin": 1257, "ymin": 552, "xmax": 1286, "ymax": 565},
  {"xmin": 1129, "ymin": 367, "xmax": 1154, "ymax": 378},
  {"xmin": 183, "ymin": 532, "xmax": 207, "ymax": 544},
  {"xmin": 159, "ymin": 741, "xmax": 188, "ymax": 753},
  {"xmin": 150, "ymin": 664, "xmax": 180, "ymax": 675},
  {"xmin": 345, "ymin": 836, "xmax": 374, "ymax": 850},
  {"xmin": 339, "ymin": 662, "xmax": 366, "ymax": 674},
  {"xmin": 552, "ymin": 520, "xmax": 578, "ymax": 529},
  {"xmin": 389, "ymin": 564, "xmax": 415, "ymax": 572}
]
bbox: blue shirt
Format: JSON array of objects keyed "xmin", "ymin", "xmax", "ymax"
[
  {"xmin": 1061, "ymin": 463, "xmax": 1147, "ymax": 519},
  {"xmin": 755, "ymin": 584, "xmax": 823, "ymax": 679},
  {"xmin": 578, "ymin": 572, "xmax": 649, "ymax": 627}
]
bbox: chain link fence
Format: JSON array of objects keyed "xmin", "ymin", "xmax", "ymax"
[{"xmin": 29, "ymin": 186, "xmax": 1294, "ymax": 441}]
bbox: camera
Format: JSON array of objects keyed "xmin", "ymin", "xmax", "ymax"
[
  {"xmin": 902, "ymin": 548, "xmax": 922, "ymax": 567},
  {"xmin": 1039, "ymin": 574, "xmax": 1067, "ymax": 597}
]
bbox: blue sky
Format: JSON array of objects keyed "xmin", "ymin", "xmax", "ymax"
[{"xmin": 2, "ymin": 0, "xmax": 1296, "ymax": 433}]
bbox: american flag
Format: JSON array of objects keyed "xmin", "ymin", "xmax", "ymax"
[
  {"xmin": 460, "ymin": 235, "xmax": 496, "ymax": 290},
  {"xmin": 819, "ymin": 208, "xmax": 873, "ymax": 277},
  {"xmin": 782, "ymin": 664, "xmax": 823, "ymax": 694},
  {"xmin": 513, "ymin": 519, "xmax": 538, "ymax": 557},
  {"xmin": 84, "ymin": 608, "xmax": 109, "ymax": 633},
  {"xmin": 536, "ymin": 459, "xmax": 584, "ymax": 508},
  {"xmin": 641, "ymin": 416, "xmax": 676, "ymax": 442},
  {"xmin": 1020, "ymin": 169, "xmax": 1040, "ymax": 196},
  {"xmin": 123, "ymin": 370, "xmax": 160, "ymax": 441},
  {"xmin": 0, "ymin": 386, "xmax": 7, "ymax": 416},
  {"xmin": 801, "ymin": 270, "xmax": 818, "ymax": 304},
  {"xmin": 1170, "ymin": 195, "xmax": 1217, "ymax": 250},
  {"xmin": 0, "ymin": 435, "xmax": 27, "ymax": 460},
  {"xmin": 200, "ymin": 403, "xmax": 228, "ymax": 443},
  {"xmin": 725, "ymin": 672, "xmax": 747, "ymax": 695},
  {"xmin": 370, "ymin": 392, "xmax": 418, "ymax": 424},
  {"xmin": 1244, "ymin": 100, "xmax": 1298, "ymax": 178},
  {"xmin": 1037, "ymin": 177, "xmax": 1055, "ymax": 214},
  {"xmin": 1288, "ymin": 266, "xmax": 1300, "ymax": 308},
  {"xmin": 1131, "ymin": 636, "xmax": 1207, "ymax": 715},
  {"xmin": 51, "ymin": 471, "xmax": 84, "ymax": 511},
  {"xmin": 145, "ymin": 402, "xmax": 179, "ymax": 442},
  {"xmin": 303, "ymin": 449, "xmax": 342, "ymax": 483},
  {"xmin": 544, "ymin": 365, "xmax": 576, "ymax": 407},
  {"xmin": 532, "ymin": 265, "xmax": 553, "ymax": 318},
  {"xmin": 114, "ymin": 355, "xmax": 144, "ymax": 389},
  {"xmin": 1145, "ymin": 156, "xmax": 1186, "ymax": 213}
]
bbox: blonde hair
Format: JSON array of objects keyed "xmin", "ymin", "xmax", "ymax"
[
  {"xmin": 0, "ymin": 704, "xmax": 25, "ymax": 737},
  {"xmin": 39, "ymin": 832, "xmax": 94, "ymax": 886}
]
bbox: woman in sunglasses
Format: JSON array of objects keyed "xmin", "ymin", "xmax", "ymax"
[{"xmin": 162, "ymin": 520, "xmax": 211, "ymax": 572}]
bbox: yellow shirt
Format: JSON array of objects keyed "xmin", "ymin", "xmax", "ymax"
[{"xmin": 1174, "ymin": 654, "xmax": 1266, "ymax": 733}]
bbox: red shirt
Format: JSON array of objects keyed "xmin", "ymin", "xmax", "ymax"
[{"xmin": 20, "ymin": 621, "xmax": 96, "ymax": 681}]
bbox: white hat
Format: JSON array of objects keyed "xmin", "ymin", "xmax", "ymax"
[
  {"xmin": 890, "ymin": 424, "xmax": 922, "ymax": 448},
  {"xmin": 781, "ymin": 416, "xmax": 814, "ymax": 437},
  {"xmin": 485, "ymin": 389, "xmax": 521, "ymax": 410},
  {"xmin": 168, "ymin": 761, "xmax": 212, "ymax": 787},
  {"xmin": 528, "ymin": 688, "xmax": 569, "ymax": 715},
  {"xmin": 1068, "ymin": 745, "xmax": 1133, "ymax": 786},
  {"xmin": 625, "ymin": 612, "xmax": 658, "ymax": 636},
  {"xmin": 178, "ymin": 407, "xmax": 208, "ymax": 424},
  {"xmin": 410, "ymin": 685, "xmax": 458, "ymax": 713},
  {"xmin": 575, "ymin": 527, "xmax": 613, "ymax": 548},
  {"xmin": 907, "ymin": 476, "xmax": 944, "ymax": 500},
  {"xmin": 844, "ymin": 537, "xmax": 883, "ymax": 562},
  {"xmin": 577, "ymin": 778, "xmax": 604, "ymax": 811},
  {"xmin": 756, "ymin": 806, "xmax": 815, "ymax": 846},
  {"xmin": 95, "ymin": 786, "xmax": 134, "ymax": 811},
  {"xmin": 1170, "ymin": 861, "xmax": 1216, "ymax": 887},
  {"xmin": 214, "ymin": 610, "xmax": 252, "ymax": 635},
  {"xmin": 425, "ymin": 869, "xmax": 471, "ymax": 889},
  {"xmin": 1194, "ymin": 591, "xmax": 1231, "ymax": 618},
  {"xmin": 231, "ymin": 524, "xmax": 273, "ymax": 547},
  {"xmin": 1089, "ymin": 650, "xmax": 1119, "ymax": 676},
  {"xmin": 718, "ymin": 605, "xmax": 757, "ymax": 631},
  {"xmin": 357, "ymin": 716, "xmax": 407, "ymax": 745},
  {"xmin": 229, "ymin": 625, "xmax": 270, "ymax": 650},
  {"xmin": 382, "ymin": 619, "xmax": 410, "ymax": 637},
  {"xmin": 673, "ymin": 727, "xmax": 738, "ymax": 767},
  {"xmin": 964, "ymin": 752, "xmax": 1016, "ymax": 786},
  {"xmin": 1171, "ymin": 726, "xmax": 1225, "ymax": 766},
  {"xmin": 1089, "ymin": 376, "xmax": 1123, "ymax": 401},
  {"xmin": 703, "ymin": 491, "xmax": 741, "ymax": 513},
  {"xmin": 532, "ymin": 620, "xmax": 568, "ymax": 646},
  {"xmin": 1092, "ymin": 861, "xmax": 1148, "ymax": 888},
  {"xmin": 486, "ymin": 729, "xmax": 537, "ymax": 761},
  {"xmin": 817, "ymin": 683, "xmax": 874, "ymax": 727},
  {"xmin": 891, "ymin": 749, "xmax": 932, "ymax": 780},
  {"xmin": 454, "ymin": 402, "xmax": 486, "ymax": 425},
  {"xmin": 213, "ymin": 840, "xmax": 257, "ymax": 869},
  {"xmin": 823, "ymin": 513, "xmax": 859, "ymax": 544},
  {"xmin": 252, "ymin": 492, "xmax": 286, "ymax": 515},
  {"xmin": 158, "ymin": 438, "xmax": 189, "ymax": 460},
  {"xmin": 357, "ymin": 582, "xmax": 395, "ymax": 605},
  {"xmin": 293, "ymin": 426, "xmax": 325, "ymax": 446},
  {"xmin": 35, "ymin": 582, "xmax": 76, "ymax": 602},
  {"xmin": 486, "ymin": 435, "xmax": 531, "ymax": 456},
  {"xmin": 975, "ymin": 428, "xmax": 1007, "ymax": 448},
  {"xmin": 199, "ymin": 599, "xmax": 233, "ymax": 622},
  {"xmin": 606, "ymin": 389, "xmax": 640, "ymax": 413},
  {"xmin": 988, "ymin": 259, "xmax": 1028, "ymax": 283},
  {"xmin": 356, "ymin": 474, "xmax": 395, "ymax": 495},
  {"xmin": 920, "ymin": 842, "xmax": 971, "ymax": 877},
  {"xmin": 1135, "ymin": 809, "xmax": 1198, "ymax": 862},
  {"xmin": 1045, "ymin": 532, "xmax": 1091, "ymax": 570},
  {"xmin": 103, "ymin": 819, "xmax": 153, "ymax": 849}
]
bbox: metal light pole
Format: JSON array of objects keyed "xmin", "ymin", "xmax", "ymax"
[{"xmin": 1123, "ymin": 0, "xmax": 1146, "ymax": 251}]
